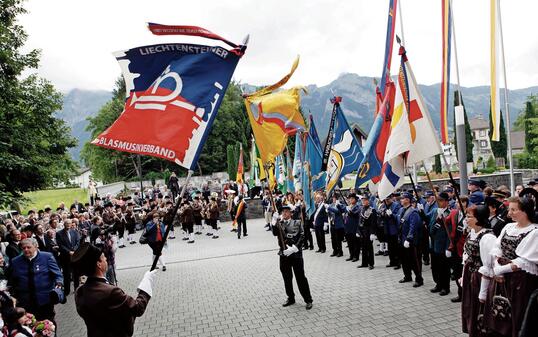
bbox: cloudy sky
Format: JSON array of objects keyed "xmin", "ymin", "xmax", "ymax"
[{"xmin": 19, "ymin": 0, "xmax": 538, "ymax": 92}]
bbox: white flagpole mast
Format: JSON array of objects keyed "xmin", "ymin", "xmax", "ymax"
[
  {"xmin": 449, "ymin": 0, "xmax": 469, "ymax": 195},
  {"xmin": 497, "ymin": 0, "xmax": 515, "ymax": 193}
]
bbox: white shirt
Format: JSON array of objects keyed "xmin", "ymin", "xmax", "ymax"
[{"xmin": 491, "ymin": 222, "xmax": 538, "ymax": 275}]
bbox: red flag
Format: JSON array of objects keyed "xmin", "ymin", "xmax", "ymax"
[{"xmin": 236, "ymin": 144, "xmax": 244, "ymax": 184}]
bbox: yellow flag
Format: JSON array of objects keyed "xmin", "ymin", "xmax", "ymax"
[{"xmin": 244, "ymin": 56, "xmax": 307, "ymax": 165}]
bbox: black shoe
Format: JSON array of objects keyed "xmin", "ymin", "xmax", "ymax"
[
  {"xmin": 305, "ymin": 302, "xmax": 313, "ymax": 310},
  {"xmin": 315, "ymin": 249, "xmax": 322, "ymax": 253},
  {"xmin": 346, "ymin": 257, "xmax": 353, "ymax": 261},
  {"xmin": 430, "ymin": 286, "xmax": 441, "ymax": 293},
  {"xmin": 237, "ymin": 236, "xmax": 241, "ymax": 239},
  {"xmin": 450, "ymin": 296, "xmax": 462, "ymax": 303},
  {"xmin": 266, "ymin": 228, "xmax": 272, "ymax": 231},
  {"xmin": 330, "ymin": 252, "xmax": 337, "ymax": 257},
  {"xmin": 321, "ymin": 250, "xmax": 326, "ymax": 253},
  {"xmin": 439, "ymin": 289, "xmax": 450, "ymax": 296},
  {"xmin": 212, "ymin": 236, "xmax": 219, "ymax": 239},
  {"xmin": 244, "ymin": 234, "xmax": 248, "ymax": 237},
  {"xmin": 368, "ymin": 265, "xmax": 374, "ymax": 270},
  {"xmin": 399, "ymin": 277, "xmax": 412, "ymax": 283},
  {"xmin": 162, "ymin": 266, "xmax": 167, "ymax": 272},
  {"xmin": 393, "ymin": 265, "xmax": 401, "ymax": 270},
  {"xmin": 451, "ymin": 274, "xmax": 457, "ymax": 281},
  {"xmin": 423, "ymin": 260, "xmax": 430, "ymax": 266},
  {"xmin": 383, "ymin": 251, "xmax": 389, "ymax": 256},
  {"xmin": 187, "ymin": 240, "xmax": 195, "ymax": 244},
  {"xmin": 375, "ymin": 251, "xmax": 383, "ymax": 256},
  {"xmin": 182, "ymin": 237, "xmax": 189, "ymax": 241},
  {"xmin": 309, "ymin": 247, "xmax": 314, "ymax": 250},
  {"xmin": 413, "ymin": 280, "xmax": 424, "ymax": 288},
  {"xmin": 357, "ymin": 265, "xmax": 367, "ymax": 269},
  {"xmin": 337, "ymin": 253, "xmax": 343, "ymax": 257},
  {"xmin": 352, "ymin": 258, "xmax": 359, "ymax": 262},
  {"xmin": 386, "ymin": 264, "xmax": 394, "ymax": 268},
  {"xmin": 282, "ymin": 299, "xmax": 295, "ymax": 307}
]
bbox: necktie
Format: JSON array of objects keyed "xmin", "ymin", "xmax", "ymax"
[
  {"xmin": 28, "ymin": 259, "xmax": 37, "ymax": 307},
  {"xmin": 156, "ymin": 222, "xmax": 162, "ymax": 242}
]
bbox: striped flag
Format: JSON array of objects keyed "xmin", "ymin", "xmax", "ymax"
[
  {"xmin": 490, "ymin": 0, "xmax": 502, "ymax": 141},
  {"xmin": 236, "ymin": 144, "xmax": 244, "ymax": 184},
  {"xmin": 440, "ymin": 0, "xmax": 452, "ymax": 144},
  {"xmin": 379, "ymin": 0, "xmax": 398, "ymax": 96}
]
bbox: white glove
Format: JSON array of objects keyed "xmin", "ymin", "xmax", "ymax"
[
  {"xmin": 310, "ymin": 228, "xmax": 315, "ymax": 232},
  {"xmin": 386, "ymin": 209, "xmax": 392, "ymax": 216},
  {"xmin": 369, "ymin": 234, "xmax": 376, "ymax": 242},
  {"xmin": 494, "ymin": 264, "xmax": 513, "ymax": 276},
  {"xmin": 137, "ymin": 270, "xmax": 157, "ymax": 297},
  {"xmin": 95, "ymin": 237, "xmax": 102, "ymax": 244},
  {"xmin": 323, "ymin": 223, "xmax": 329, "ymax": 231},
  {"xmin": 324, "ymin": 204, "xmax": 329, "ymax": 210},
  {"xmin": 403, "ymin": 240, "xmax": 410, "ymax": 248},
  {"xmin": 445, "ymin": 250, "xmax": 452, "ymax": 258},
  {"xmin": 355, "ymin": 233, "xmax": 361, "ymax": 238},
  {"xmin": 416, "ymin": 203, "xmax": 424, "ymax": 211},
  {"xmin": 271, "ymin": 213, "xmax": 279, "ymax": 226},
  {"xmin": 283, "ymin": 245, "xmax": 299, "ymax": 256},
  {"xmin": 346, "ymin": 205, "xmax": 351, "ymax": 211}
]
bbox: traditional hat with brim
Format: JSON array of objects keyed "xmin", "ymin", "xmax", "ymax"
[{"xmin": 71, "ymin": 243, "xmax": 103, "ymax": 276}]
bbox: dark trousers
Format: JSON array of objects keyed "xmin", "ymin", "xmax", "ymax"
[
  {"xmin": 431, "ymin": 253, "xmax": 451, "ymax": 291},
  {"xmin": 303, "ymin": 220, "xmax": 314, "ymax": 249},
  {"xmin": 182, "ymin": 222, "xmax": 194, "ymax": 234},
  {"xmin": 360, "ymin": 236, "xmax": 374, "ymax": 266},
  {"xmin": 400, "ymin": 245, "xmax": 423, "ymax": 282},
  {"xmin": 451, "ymin": 255, "xmax": 463, "ymax": 297},
  {"xmin": 387, "ymin": 234, "xmax": 400, "ymax": 266},
  {"xmin": 61, "ymin": 260, "xmax": 79, "ymax": 296},
  {"xmin": 422, "ymin": 226, "xmax": 430, "ymax": 263},
  {"xmin": 279, "ymin": 256, "xmax": 313, "ymax": 303},
  {"xmin": 314, "ymin": 228, "xmax": 326, "ymax": 251},
  {"xmin": 345, "ymin": 233, "xmax": 360, "ymax": 259},
  {"xmin": 330, "ymin": 227, "xmax": 344, "ymax": 254},
  {"xmin": 237, "ymin": 218, "xmax": 247, "ymax": 238}
]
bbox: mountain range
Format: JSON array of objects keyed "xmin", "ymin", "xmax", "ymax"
[{"xmin": 57, "ymin": 74, "xmax": 538, "ymax": 162}]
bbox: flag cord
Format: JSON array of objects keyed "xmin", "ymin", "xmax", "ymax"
[{"xmin": 150, "ymin": 169, "xmax": 193, "ymax": 271}]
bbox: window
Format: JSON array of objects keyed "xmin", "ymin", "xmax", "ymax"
[
  {"xmin": 479, "ymin": 130, "xmax": 487, "ymax": 137},
  {"xmin": 480, "ymin": 140, "xmax": 488, "ymax": 148}
]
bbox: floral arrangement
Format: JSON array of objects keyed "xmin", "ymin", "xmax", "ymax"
[
  {"xmin": 33, "ymin": 320, "xmax": 56, "ymax": 337},
  {"xmin": 20, "ymin": 313, "xmax": 36, "ymax": 327}
]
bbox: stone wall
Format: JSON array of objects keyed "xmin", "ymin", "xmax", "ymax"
[
  {"xmin": 218, "ymin": 198, "xmax": 264, "ymax": 222},
  {"xmin": 399, "ymin": 172, "xmax": 523, "ymax": 193}
]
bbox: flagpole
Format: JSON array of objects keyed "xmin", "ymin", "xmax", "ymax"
[
  {"xmin": 398, "ymin": 0, "xmax": 405, "ymax": 46},
  {"xmin": 151, "ymin": 169, "xmax": 193, "ymax": 271},
  {"xmin": 449, "ymin": 0, "xmax": 469, "ymax": 196},
  {"xmin": 497, "ymin": 0, "xmax": 515, "ymax": 193}
]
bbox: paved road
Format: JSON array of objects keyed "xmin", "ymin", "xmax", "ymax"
[{"xmin": 56, "ymin": 218, "xmax": 465, "ymax": 337}]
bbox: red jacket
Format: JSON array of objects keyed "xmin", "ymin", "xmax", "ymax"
[{"xmin": 447, "ymin": 209, "xmax": 467, "ymax": 257}]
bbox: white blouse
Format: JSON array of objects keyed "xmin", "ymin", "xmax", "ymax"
[
  {"xmin": 490, "ymin": 222, "xmax": 538, "ymax": 275},
  {"xmin": 462, "ymin": 228, "xmax": 497, "ymax": 277}
]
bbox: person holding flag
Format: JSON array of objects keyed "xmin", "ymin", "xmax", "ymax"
[
  {"xmin": 398, "ymin": 192, "xmax": 424, "ymax": 288},
  {"xmin": 233, "ymin": 195, "xmax": 248, "ymax": 239}
]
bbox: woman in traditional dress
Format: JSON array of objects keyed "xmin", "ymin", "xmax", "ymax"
[
  {"xmin": 484, "ymin": 196, "xmax": 537, "ymax": 337},
  {"xmin": 460, "ymin": 204, "xmax": 496, "ymax": 336}
]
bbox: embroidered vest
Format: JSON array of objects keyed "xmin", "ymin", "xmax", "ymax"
[
  {"xmin": 464, "ymin": 229, "xmax": 492, "ymax": 273},
  {"xmin": 500, "ymin": 228, "xmax": 534, "ymax": 260}
]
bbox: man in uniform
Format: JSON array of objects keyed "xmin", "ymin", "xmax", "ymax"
[
  {"xmin": 357, "ymin": 195, "xmax": 377, "ymax": 270},
  {"xmin": 344, "ymin": 193, "xmax": 361, "ymax": 262},
  {"xmin": 73, "ymin": 243, "xmax": 156, "ymax": 337},
  {"xmin": 378, "ymin": 193, "xmax": 401, "ymax": 268},
  {"xmin": 313, "ymin": 194, "xmax": 328, "ymax": 253},
  {"xmin": 398, "ymin": 192, "xmax": 424, "ymax": 288},
  {"xmin": 272, "ymin": 205, "xmax": 313, "ymax": 310},
  {"xmin": 467, "ymin": 179, "xmax": 485, "ymax": 205},
  {"xmin": 429, "ymin": 192, "xmax": 451, "ymax": 296}
]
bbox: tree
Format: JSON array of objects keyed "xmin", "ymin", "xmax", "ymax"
[
  {"xmin": 0, "ymin": 0, "xmax": 77, "ymax": 208},
  {"xmin": 452, "ymin": 90, "xmax": 474, "ymax": 163},
  {"xmin": 433, "ymin": 154, "xmax": 442, "ymax": 174},
  {"xmin": 489, "ymin": 107, "xmax": 507, "ymax": 163},
  {"xmin": 514, "ymin": 95, "xmax": 538, "ymax": 168}
]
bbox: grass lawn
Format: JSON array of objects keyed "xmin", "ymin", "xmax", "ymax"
[{"xmin": 21, "ymin": 188, "xmax": 88, "ymax": 214}]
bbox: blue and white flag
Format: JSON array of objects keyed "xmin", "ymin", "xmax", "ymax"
[{"xmin": 325, "ymin": 100, "xmax": 364, "ymax": 195}]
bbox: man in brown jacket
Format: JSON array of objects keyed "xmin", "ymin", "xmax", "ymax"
[{"xmin": 73, "ymin": 243, "xmax": 156, "ymax": 337}]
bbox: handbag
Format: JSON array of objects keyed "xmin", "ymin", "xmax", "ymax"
[
  {"xmin": 476, "ymin": 302, "xmax": 487, "ymax": 334},
  {"xmin": 491, "ymin": 280, "xmax": 511, "ymax": 321},
  {"xmin": 139, "ymin": 228, "xmax": 149, "ymax": 245}
]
